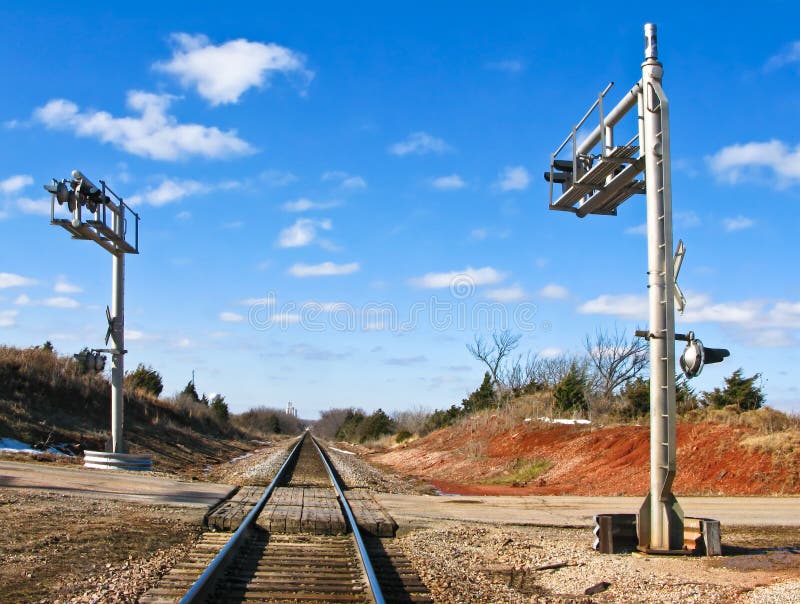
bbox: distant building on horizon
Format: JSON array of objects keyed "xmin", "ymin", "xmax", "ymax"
[{"xmin": 286, "ymin": 401, "xmax": 298, "ymax": 418}]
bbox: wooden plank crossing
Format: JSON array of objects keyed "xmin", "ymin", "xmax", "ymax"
[
  {"xmin": 205, "ymin": 486, "xmax": 265, "ymax": 531},
  {"xmin": 345, "ymin": 489, "xmax": 398, "ymax": 537},
  {"xmin": 258, "ymin": 487, "xmax": 346, "ymax": 535}
]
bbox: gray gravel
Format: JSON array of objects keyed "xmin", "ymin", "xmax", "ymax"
[
  {"xmin": 325, "ymin": 442, "xmax": 431, "ymax": 494},
  {"xmin": 395, "ymin": 522, "xmax": 800, "ymax": 603}
]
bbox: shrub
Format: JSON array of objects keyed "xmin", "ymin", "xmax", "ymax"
[
  {"xmin": 210, "ymin": 394, "xmax": 229, "ymax": 422},
  {"xmin": 461, "ymin": 372, "xmax": 496, "ymax": 414},
  {"xmin": 395, "ymin": 430, "xmax": 413, "ymax": 443},
  {"xmin": 703, "ymin": 369, "xmax": 765, "ymax": 411},
  {"xmin": 125, "ymin": 364, "xmax": 164, "ymax": 397},
  {"xmin": 553, "ymin": 364, "xmax": 588, "ymax": 415}
]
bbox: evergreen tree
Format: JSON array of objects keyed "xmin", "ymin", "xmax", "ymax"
[
  {"xmin": 126, "ymin": 364, "xmax": 164, "ymax": 397},
  {"xmin": 181, "ymin": 381, "xmax": 200, "ymax": 404},
  {"xmin": 461, "ymin": 372, "xmax": 496, "ymax": 414},
  {"xmin": 703, "ymin": 369, "xmax": 765, "ymax": 411},
  {"xmin": 358, "ymin": 408, "xmax": 395, "ymax": 442},
  {"xmin": 553, "ymin": 364, "xmax": 588, "ymax": 414},
  {"xmin": 210, "ymin": 394, "xmax": 230, "ymax": 422},
  {"xmin": 621, "ymin": 374, "xmax": 697, "ymax": 418},
  {"xmin": 621, "ymin": 376, "xmax": 650, "ymax": 418}
]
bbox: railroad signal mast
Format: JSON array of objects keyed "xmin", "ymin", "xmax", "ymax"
[
  {"xmin": 544, "ymin": 24, "xmax": 728, "ymax": 552},
  {"xmin": 44, "ymin": 170, "xmax": 147, "ymax": 470}
]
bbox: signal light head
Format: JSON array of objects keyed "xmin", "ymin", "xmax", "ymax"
[{"xmin": 679, "ymin": 331, "xmax": 730, "ymax": 379}]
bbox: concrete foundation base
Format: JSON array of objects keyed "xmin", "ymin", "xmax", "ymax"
[{"xmin": 83, "ymin": 450, "xmax": 152, "ymax": 471}]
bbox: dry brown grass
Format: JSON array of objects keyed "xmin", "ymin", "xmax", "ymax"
[
  {"xmin": 0, "ymin": 345, "xmax": 260, "ymax": 472},
  {"xmin": 683, "ymin": 405, "xmax": 800, "ymax": 433},
  {"xmin": 740, "ymin": 431, "xmax": 800, "ymax": 455}
]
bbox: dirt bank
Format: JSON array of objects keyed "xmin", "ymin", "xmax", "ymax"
[{"xmin": 373, "ymin": 419, "xmax": 800, "ymax": 496}]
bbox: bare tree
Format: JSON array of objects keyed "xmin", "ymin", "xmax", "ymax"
[
  {"xmin": 584, "ymin": 327, "xmax": 648, "ymax": 399},
  {"xmin": 502, "ymin": 352, "xmax": 544, "ymax": 394},
  {"xmin": 466, "ymin": 330, "xmax": 522, "ymax": 386},
  {"xmin": 391, "ymin": 405, "xmax": 431, "ymax": 434},
  {"xmin": 532, "ymin": 353, "xmax": 584, "ymax": 388}
]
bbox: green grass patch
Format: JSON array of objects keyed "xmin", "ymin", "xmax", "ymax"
[{"xmin": 484, "ymin": 458, "xmax": 552, "ymax": 485}]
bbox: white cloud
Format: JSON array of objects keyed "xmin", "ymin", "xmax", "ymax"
[
  {"xmin": 625, "ymin": 223, "xmax": 647, "ymax": 236},
  {"xmin": 0, "ymin": 174, "xmax": 33, "ymax": 194},
  {"xmin": 681, "ymin": 293, "xmax": 762, "ymax": 325},
  {"xmin": 409, "ymin": 266, "xmax": 506, "ymax": 289},
  {"xmin": 768, "ymin": 301, "xmax": 800, "ymax": 329},
  {"xmin": 0, "ymin": 273, "xmax": 37, "ymax": 289},
  {"xmin": 271, "ymin": 312, "xmax": 302, "ymax": 324},
  {"xmin": 219, "ymin": 311, "xmax": 244, "ymax": 323},
  {"xmin": 54, "ymin": 276, "xmax": 82, "ymax": 294},
  {"xmin": 154, "ymin": 33, "xmax": 313, "ymax": 105},
  {"xmin": 496, "ymin": 165, "xmax": 530, "ymax": 191},
  {"xmin": 13, "ymin": 293, "xmax": 79, "ymax": 308},
  {"xmin": 33, "ymin": 92, "xmax": 253, "ymax": 161},
  {"xmin": 288, "ymin": 261, "xmax": 360, "ymax": 277},
  {"xmin": 282, "ymin": 198, "xmax": 341, "ymax": 212},
  {"xmin": 471, "ymin": 228, "xmax": 488, "ymax": 240},
  {"xmin": 486, "ymin": 59, "xmax": 524, "ymax": 73},
  {"xmin": 240, "ymin": 296, "xmax": 275, "ymax": 306},
  {"xmin": 127, "ymin": 330, "xmax": 145, "ymax": 341},
  {"xmin": 749, "ymin": 329, "xmax": 796, "ymax": 348},
  {"xmin": 540, "ymin": 347, "xmax": 563, "ymax": 359},
  {"xmin": 128, "ymin": 178, "xmax": 241, "ymax": 207},
  {"xmin": 16, "ymin": 197, "xmax": 50, "ymax": 216},
  {"xmin": 128, "ymin": 179, "xmax": 204, "ymax": 206},
  {"xmin": 277, "ymin": 218, "xmax": 332, "ymax": 248},
  {"xmin": 432, "ymin": 174, "xmax": 466, "ymax": 190},
  {"xmin": 486, "ymin": 284, "xmax": 526, "ymax": 302},
  {"xmin": 42, "ymin": 296, "xmax": 80, "ymax": 309},
  {"xmin": 538, "ymin": 284, "xmax": 569, "ymax": 300},
  {"xmin": 707, "ymin": 139, "xmax": 800, "ymax": 187},
  {"xmin": 389, "ymin": 132, "xmax": 451, "ymax": 156},
  {"xmin": 578, "ymin": 294, "xmax": 648, "ymax": 320},
  {"xmin": 321, "ymin": 171, "xmax": 367, "ymax": 190},
  {"xmin": 723, "ymin": 216, "xmax": 755, "ymax": 232},
  {"xmin": 0, "ymin": 309, "xmax": 18, "ymax": 328},
  {"xmin": 578, "ymin": 291, "xmax": 800, "ymax": 347},
  {"xmin": 765, "ymin": 41, "xmax": 800, "ymax": 71},
  {"xmin": 175, "ymin": 210, "xmax": 192, "ymax": 221},
  {"xmin": 676, "ymin": 211, "xmax": 701, "ymax": 228}
]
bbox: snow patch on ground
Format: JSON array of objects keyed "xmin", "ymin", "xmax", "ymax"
[
  {"xmin": 525, "ymin": 417, "xmax": 591, "ymax": 425},
  {"xmin": 329, "ymin": 446, "xmax": 356, "ymax": 455},
  {"xmin": 0, "ymin": 437, "xmax": 69, "ymax": 455},
  {"xmin": 230, "ymin": 452, "xmax": 254, "ymax": 463}
]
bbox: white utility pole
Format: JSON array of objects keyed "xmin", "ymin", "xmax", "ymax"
[{"xmin": 638, "ymin": 24, "xmax": 684, "ymax": 551}]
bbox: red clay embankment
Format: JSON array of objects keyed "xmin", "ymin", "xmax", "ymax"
[{"xmin": 372, "ymin": 419, "xmax": 800, "ymax": 496}]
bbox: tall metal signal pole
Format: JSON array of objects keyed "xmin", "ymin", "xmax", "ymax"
[
  {"xmin": 639, "ymin": 24, "xmax": 682, "ymax": 551},
  {"xmin": 544, "ymin": 24, "xmax": 728, "ymax": 552},
  {"xmin": 45, "ymin": 170, "xmax": 150, "ymax": 471}
]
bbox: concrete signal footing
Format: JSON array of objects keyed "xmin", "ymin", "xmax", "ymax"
[
  {"xmin": 593, "ymin": 513, "xmax": 721, "ymax": 556},
  {"xmin": 83, "ymin": 450, "xmax": 153, "ymax": 471}
]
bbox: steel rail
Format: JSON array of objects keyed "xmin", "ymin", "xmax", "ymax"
[
  {"xmin": 180, "ymin": 433, "xmax": 307, "ymax": 604},
  {"xmin": 310, "ymin": 435, "xmax": 386, "ymax": 604}
]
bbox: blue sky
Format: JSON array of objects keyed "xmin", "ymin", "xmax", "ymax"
[{"xmin": 1, "ymin": 2, "xmax": 799, "ymax": 417}]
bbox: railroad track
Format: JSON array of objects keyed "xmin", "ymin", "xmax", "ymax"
[{"xmin": 141, "ymin": 433, "xmax": 431, "ymax": 604}]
